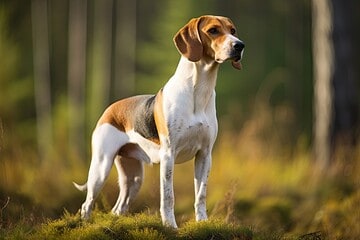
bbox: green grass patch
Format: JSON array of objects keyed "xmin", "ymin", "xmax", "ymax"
[
  {"xmin": 1, "ymin": 211, "xmax": 254, "ymax": 240},
  {"xmin": 178, "ymin": 219, "xmax": 253, "ymax": 240}
]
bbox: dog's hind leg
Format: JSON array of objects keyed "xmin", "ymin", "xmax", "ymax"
[
  {"xmin": 112, "ymin": 156, "xmax": 143, "ymax": 215},
  {"xmin": 79, "ymin": 124, "xmax": 129, "ymax": 219}
]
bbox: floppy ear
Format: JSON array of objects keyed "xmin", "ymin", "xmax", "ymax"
[{"xmin": 173, "ymin": 17, "xmax": 203, "ymax": 62}]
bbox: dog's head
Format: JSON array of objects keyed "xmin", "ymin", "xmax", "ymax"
[{"xmin": 174, "ymin": 15, "xmax": 244, "ymax": 70}]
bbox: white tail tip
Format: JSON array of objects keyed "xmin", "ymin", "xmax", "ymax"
[{"xmin": 73, "ymin": 182, "xmax": 87, "ymax": 192}]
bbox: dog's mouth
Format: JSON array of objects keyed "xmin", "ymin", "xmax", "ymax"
[
  {"xmin": 230, "ymin": 41, "xmax": 244, "ymax": 70},
  {"xmin": 231, "ymin": 56, "xmax": 242, "ymax": 70},
  {"xmin": 215, "ymin": 49, "xmax": 244, "ymax": 70},
  {"xmin": 231, "ymin": 47, "xmax": 245, "ymax": 70}
]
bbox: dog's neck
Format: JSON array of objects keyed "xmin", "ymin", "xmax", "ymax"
[
  {"xmin": 174, "ymin": 56, "xmax": 219, "ymax": 83},
  {"xmin": 168, "ymin": 56, "xmax": 219, "ymax": 112}
]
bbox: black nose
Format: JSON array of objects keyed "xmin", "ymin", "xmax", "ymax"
[{"xmin": 234, "ymin": 41, "xmax": 245, "ymax": 52}]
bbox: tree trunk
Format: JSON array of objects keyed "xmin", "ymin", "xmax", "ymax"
[
  {"xmin": 88, "ymin": 0, "xmax": 113, "ymax": 127},
  {"xmin": 311, "ymin": 0, "xmax": 334, "ymax": 170},
  {"xmin": 330, "ymin": 0, "xmax": 358, "ymax": 153},
  {"xmin": 31, "ymin": 0, "xmax": 53, "ymax": 161},
  {"xmin": 68, "ymin": 0, "xmax": 87, "ymax": 160},
  {"xmin": 113, "ymin": 0, "xmax": 137, "ymax": 99}
]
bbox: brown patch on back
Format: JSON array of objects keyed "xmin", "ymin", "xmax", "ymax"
[
  {"xmin": 97, "ymin": 95, "xmax": 161, "ymax": 145},
  {"xmin": 97, "ymin": 98, "xmax": 137, "ymax": 132},
  {"xmin": 154, "ymin": 89, "xmax": 168, "ymax": 139}
]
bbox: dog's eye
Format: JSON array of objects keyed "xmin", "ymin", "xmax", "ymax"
[
  {"xmin": 207, "ymin": 28, "xmax": 219, "ymax": 35},
  {"xmin": 230, "ymin": 28, "xmax": 236, "ymax": 35}
]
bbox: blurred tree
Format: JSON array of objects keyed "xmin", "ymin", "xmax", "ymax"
[
  {"xmin": 312, "ymin": 0, "xmax": 359, "ymax": 169},
  {"xmin": 330, "ymin": 0, "xmax": 359, "ymax": 156},
  {"xmin": 113, "ymin": 0, "xmax": 137, "ymax": 100},
  {"xmin": 1, "ymin": 0, "xmax": 358, "ymax": 167},
  {"xmin": 68, "ymin": 0, "xmax": 87, "ymax": 160},
  {"xmin": 87, "ymin": 0, "xmax": 114, "ymax": 130},
  {"xmin": 31, "ymin": 0, "xmax": 53, "ymax": 161},
  {"xmin": 0, "ymin": 9, "xmax": 20, "ymax": 125}
]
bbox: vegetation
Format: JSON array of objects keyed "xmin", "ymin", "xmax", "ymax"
[
  {"xmin": 1, "ymin": 211, "xmax": 255, "ymax": 240},
  {"xmin": 1, "ymin": 129, "xmax": 359, "ymax": 239},
  {"xmin": 1, "ymin": 0, "xmax": 360, "ymax": 239}
]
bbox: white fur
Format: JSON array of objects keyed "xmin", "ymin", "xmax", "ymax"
[
  {"xmin": 157, "ymin": 57, "xmax": 219, "ymax": 227},
  {"xmin": 126, "ymin": 130, "xmax": 160, "ymax": 164}
]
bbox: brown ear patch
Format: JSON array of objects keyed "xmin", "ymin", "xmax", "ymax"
[{"xmin": 173, "ymin": 17, "xmax": 203, "ymax": 62}]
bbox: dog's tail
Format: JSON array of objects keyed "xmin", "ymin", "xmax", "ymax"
[{"xmin": 73, "ymin": 182, "xmax": 87, "ymax": 192}]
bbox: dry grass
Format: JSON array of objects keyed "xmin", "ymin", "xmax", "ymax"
[{"xmin": 1, "ymin": 103, "xmax": 360, "ymax": 239}]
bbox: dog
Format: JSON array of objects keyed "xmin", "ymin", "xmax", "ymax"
[{"xmin": 74, "ymin": 15, "xmax": 244, "ymax": 228}]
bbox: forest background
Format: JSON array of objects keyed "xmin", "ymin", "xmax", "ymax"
[{"xmin": 1, "ymin": 0, "xmax": 360, "ymax": 238}]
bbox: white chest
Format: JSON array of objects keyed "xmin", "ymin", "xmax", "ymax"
[
  {"xmin": 160, "ymin": 57, "xmax": 219, "ymax": 163},
  {"xmin": 171, "ymin": 113, "xmax": 214, "ymax": 164}
]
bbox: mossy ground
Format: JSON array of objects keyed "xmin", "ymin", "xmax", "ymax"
[{"xmin": 1, "ymin": 211, "xmax": 255, "ymax": 240}]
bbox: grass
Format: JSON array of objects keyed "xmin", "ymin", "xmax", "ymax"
[
  {"xmin": 2, "ymin": 142, "xmax": 359, "ymax": 239},
  {"xmin": 1, "ymin": 211, "xmax": 254, "ymax": 240},
  {"xmin": 1, "ymin": 103, "xmax": 360, "ymax": 239}
]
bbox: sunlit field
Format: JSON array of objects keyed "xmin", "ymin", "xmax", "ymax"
[{"xmin": 1, "ymin": 106, "xmax": 359, "ymax": 239}]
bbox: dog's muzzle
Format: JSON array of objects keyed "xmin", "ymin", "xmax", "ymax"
[{"xmin": 231, "ymin": 40, "xmax": 245, "ymax": 70}]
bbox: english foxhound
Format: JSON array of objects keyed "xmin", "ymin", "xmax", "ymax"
[{"xmin": 74, "ymin": 15, "xmax": 244, "ymax": 228}]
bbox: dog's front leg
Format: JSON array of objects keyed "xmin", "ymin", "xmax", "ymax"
[
  {"xmin": 159, "ymin": 144, "xmax": 178, "ymax": 228},
  {"xmin": 194, "ymin": 150, "xmax": 212, "ymax": 221}
]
